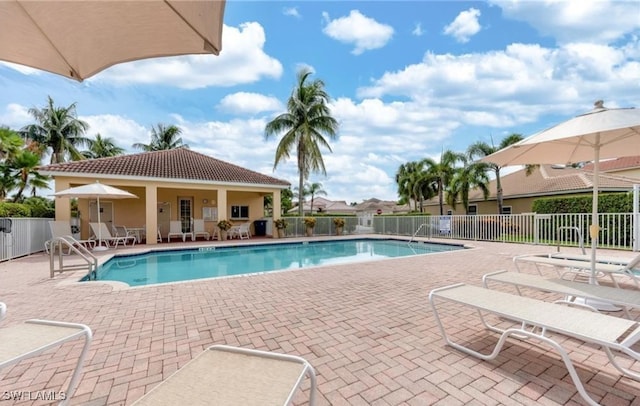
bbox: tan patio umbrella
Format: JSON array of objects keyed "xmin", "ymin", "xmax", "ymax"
[
  {"xmin": 0, "ymin": 0, "xmax": 226, "ymax": 81},
  {"xmin": 480, "ymin": 100, "xmax": 640, "ymax": 287},
  {"xmin": 54, "ymin": 181, "xmax": 138, "ymax": 251}
]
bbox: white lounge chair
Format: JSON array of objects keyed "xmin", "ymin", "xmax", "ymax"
[
  {"xmin": 229, "ymin": 222, "xmax": 250, "ymax": 240},
  {"xmin": 131, "ymin": 345, "xmax": 316, "ymax": 406},
  {"xmin": 167, "ymin": 220, "xmax": 189, "ymax": 242},
  {"xmin": 430, "ymin": 283, "xmax": 640, "ymax": 406},
  {"xmin": 192, "ymin": 219, "xmax": 210, "ymax": 241},
  {"xmin": 44, "ymin": 220, "xmax": 95, "ymax": 254},
  {"xmin": 513, "ymin": 252, "xmax": 640, "ymax": 288},
  {"xmin": 90, "ymin": 222, "xmax": 135, "ymax": 248},
  {"xmin": 0, "ymin": 302, "xmax": 92, "ymax": 406},
  {"xmin": 483, "ymin": 270, "xmax": 640, "ymax": 318},
  {"xmin": 113, "ymin": 225, "xmax": 139, "ymax": 243}
]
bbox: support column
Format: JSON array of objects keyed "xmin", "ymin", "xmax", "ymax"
[
  {"xmin": 145, "ymin": 185, "xmax": 158, "ymax": 245},
  {"xmin": 273, "ymin": 190, "xmax": 281, "ymax": 239},
  {"xmin": 217, "ymin": 188, "xmax": 228, "ymax": 220},
  {"xmin": 54, "ymin": 179, "xmax": 71, "ymax": 221}
]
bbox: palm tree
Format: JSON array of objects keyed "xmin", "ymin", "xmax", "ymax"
[
  {"xmin": 467, "ymin": 133, "xmax": 523, "ymax": 214},
  {"xmin": 133, "ymin": 124, "xmax": 187, "ymax": 151},
  {"xmin": 447, "ymin": 155, "xmax": 490, "ymax": 214},
  {"xmin": 9, "ymin": 150, "xmax": 46, "ymax": 202},
  {"xmin": 81, "ymin": 133, "xmax": 125, "ymax": 159},
  {"xmin": 265, "ymin": 68, "xmax": 339, "ymax": 216},
  {"xmin": 396, "ymin": 161, "xmax": 434, "ymax": 212},
  {"xmin": 0, "ymin": 127, "xmax": 24, "ymax": 159},
  {"xmin": 306, "ymin": 182, "xmax": 327, "ymax": 214},
  {"xmin": 20, "ymin": 96, "xmax": 90, "ymax": 163},
  {"xmin": 423, "ymin": 150, "xmax": 464, "ymax": 215}
]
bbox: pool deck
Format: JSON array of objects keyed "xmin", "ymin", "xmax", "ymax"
[{"xmin": 2, "ymin": 235, "xmax": 640, "ymax": 405}]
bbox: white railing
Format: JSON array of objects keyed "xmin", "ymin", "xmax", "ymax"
[
  {"xmin": 274, "ymin": 213, "xmax": 637, "ymax": 251},
  {"xmin": 0, "ymin": 218, "xmax": 51, "ymax": 261}
]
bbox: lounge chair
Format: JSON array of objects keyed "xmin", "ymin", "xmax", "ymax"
[
  {"xmin": 483, "ymin": 270, "xmax": 640, "ymax": 318},
  {"xmin": 131, "ymin": 344, "xmax": 317, "ymax": 406},
  {"xmin": 44, "ymin": 220, "xmax": 95, "ymax": 254},
  {"xmin": 192, "ymin": 219, "xmax": 210, "ymax": 241},
  {"xmin": 0, "ymin": 302, "xmax": 92, "ymax": 406},
  {"xmin": 513, "ymin": 251, "xmax": 640, "ymax": 288},
  {"xmin": 113, "ymin": 225, "xmax": 141, "ymax": 244},
  {"xmin": 167, "ymin": 220, "xmax": 190, "ymax": 242},
  {"xmin": 229, "ymin": 222, "xmax": 250, "ymax": 240},
  {"xmin": 430, "ymin": 283, "xmax": 640, "ymax": 406},
  {"xmin": 89, "ymin": 222, "xmax": 136, "ymax": 248}
]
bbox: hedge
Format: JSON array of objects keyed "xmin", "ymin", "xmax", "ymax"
[{"xmin": 532, "ymin": 192, "xmax": 632, "ymax": 214}]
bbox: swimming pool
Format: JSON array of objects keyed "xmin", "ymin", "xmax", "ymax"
[{"xmin": 87, "ymin": 239, "xmax": 464, "ymax": 287}]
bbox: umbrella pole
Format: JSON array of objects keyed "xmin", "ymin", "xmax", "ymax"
[
  {"xmin": 589, "ymin": 138, "xmax": 599, "ymax": 284},
  {"xmin": 93, "ymin": 196, "xmax": 108, "ymax": 251}
]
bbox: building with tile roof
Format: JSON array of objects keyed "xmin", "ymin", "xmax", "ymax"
[
  {"xmin": 422, "ymin": 164, "xmax": 639, "ymax": 215},
  {"xmin": 39, "ymin": 148, "xmax": 290, "ymax": 243},
  {"xmin": 582, "ymin": 155, "xmax": 640, "ymax": 178}
]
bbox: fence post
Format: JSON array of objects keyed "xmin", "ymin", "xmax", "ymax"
[{"xmin": 634, "ymin": 184, "xmax": 639, "ymax": 252}]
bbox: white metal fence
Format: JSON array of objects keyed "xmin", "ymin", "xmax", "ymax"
[
  {"xmin": 0, "ymin": 218, "xmax": 51, "ymax": 261},
  {"xmin": 3, "ymin": 212, "xmax": 638, "ymax": 262},
  {"xmin": 275, "ymin": 213, "xmax": 639, "ymax": 251}
]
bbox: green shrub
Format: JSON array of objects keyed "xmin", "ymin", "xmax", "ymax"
[
  {"xmin": 22, "ymin": 197, "xmax": 55, "ymax": 218},
  {"xmin": 0, "ymin": 202, "xmax": 31, "ymax": 217}
]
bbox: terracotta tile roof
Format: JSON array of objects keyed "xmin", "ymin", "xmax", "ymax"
[
  {"xmin": 466, "ymin": 164, "xmax": 637, "ymax": 202},
  {"xmin": 38, "ymin": 148, "xmax": 290, "ymax": 187},
  {"xmin": 582, "ymin": 156, "xmax": 640, "ymax": 172},
  {"xmin": 423, "ymin": 164, "xmax": 637, "ymax": 206}
]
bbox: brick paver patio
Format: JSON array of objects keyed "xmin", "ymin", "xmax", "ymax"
[{"xmin": 2, "ymin": 237, "xmax": 640, "ymax": 405}]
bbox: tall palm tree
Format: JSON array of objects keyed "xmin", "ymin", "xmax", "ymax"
[
  {"xmin": 82, "ymin": 133, "xmax": 125, "ymax": 159},
  {"xmin": 423, "ymin": 150, "xmax": 464, "ymax": 215},
  {"xmin": 467, "ymin": 133, "xmax": 523, "ymax": 214},
  {"xmin": 265, "ymin": 68, "xmax": 339, "ymax": 216},
  {"xmin": 0, "ymin": 127, "xmax": 24, "ymax": 159},
  {"xmin": 20, "ymin": 96, "xmax": 90, "ymax": 163},
  {"xmin": 446, "ymin": 155, "xmax": 490, "ymax": 214},
  {"xmin": 133, "ymin": 123, "xmax": 187, "ymax": 151},
  {"xmin": 306, "ymin": 182, "xmax": 327, "ymax": 214}
]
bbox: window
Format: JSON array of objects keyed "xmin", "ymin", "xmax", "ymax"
[
  {"xmin": 231, "ymin": 205, "xmax": 249, "ymax": 219},
  {"xmin": 446, "ymin": 209, "xmax": 453, "ymax": 215},
  {"xmin": 467, "ymin": 205, "xmax": 478, "ymax": 215},
  {"xmin": 501, "ymin": 206, "xmax": 512, "ymax": 215}
]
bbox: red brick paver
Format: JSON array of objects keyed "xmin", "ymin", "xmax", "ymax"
[{"xmin": 1, "ymin": 237, "xmax": 640, "ymax": 405}]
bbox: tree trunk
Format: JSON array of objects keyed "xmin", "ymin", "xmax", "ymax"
[{"xmin": 495, "ymin": 169, "xmax": 503, "ymax": 214}]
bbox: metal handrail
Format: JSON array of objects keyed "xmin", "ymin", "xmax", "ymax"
[
  {"xmin": 410, "ymin": 223, "xmax": 429, "ymax": 242},
  {"xmin": 556, "ymin": 226, "xmax": 585, "ymax": 254},
  {"xmin": 49, "ymin": 236, "xmax": 98, "ymax": 279}
]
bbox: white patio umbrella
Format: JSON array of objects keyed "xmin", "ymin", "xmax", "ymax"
[
  {"xmin": 480, "ymin": 100, "xmax": 640, "ymax": 285},
  {"xmin": 54, "ymin": 181, "xmax": 138, "ymax": 251},
  {"xmin": 0, "ymin": 0, "xmax": 226, "ymax": 81}
]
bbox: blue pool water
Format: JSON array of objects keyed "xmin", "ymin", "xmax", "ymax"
[{"xmin": 87, "ymin": 239, "xmax": 464, "ymax": 287}]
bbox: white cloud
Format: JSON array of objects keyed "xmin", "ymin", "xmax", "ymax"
[
  {"xmin": 218, "ymin": 92, "xmax": 283, "ymax": 115},
  {"xmin": 283, "ymin": 7, "xmax": 300, "ymax": 18},
  {"xmin": 92, "ymin": 23, "xmax": 283, "ymax": 89},
  {"xmin": 0, "ymin": 103, "xmax": 32, "ymax": 128},
  {"xmin": 0, "ymin": 62, "xmax": 43, "ymax": 77},
  {"xmin": 322, "ymin": 10, "xmax": 394, "ymax": 55},
  {"xmin": 443, "ymin": 8, "xmax": 482, "ymax": 43},
  {"xmin": 81, "ymin": 114, "xmax": 149, "ymax": 150},
  {"xmin": 412, "ymin": 23, "xmax": 424, "ymax": 37},
  {"xmin": 489, "ymin": 0, "xmax": 640, "ymax": 44}
]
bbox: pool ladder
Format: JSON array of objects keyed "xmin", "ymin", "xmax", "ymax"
[
  {"xmin": 49, "ymin": 236, "xmax": 98, "ymax": 279},
  {"xmin": 410, "ymin": 223, "xmax": 430, "ymax": 243}
]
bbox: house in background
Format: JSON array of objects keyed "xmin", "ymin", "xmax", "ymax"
[
  {"xmin": 582, "ymin": 156, "xmax": 640, "ymax": 178},
  {"xmin": 354, "ymin": 198, "xmax": 411, "ymax": 214},
  {"xmin": 38, "ymin": 148, "xmax": 290, "ymax": 244},
  {"xmin": 289, "ymin": 197, "xmax": 357, "ymax": 215},
  {"xmin": 422, "ymin": 164, "xmax": 639, "ymax": 216}
]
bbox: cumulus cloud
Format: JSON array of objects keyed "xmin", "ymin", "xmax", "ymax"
[
  {"xmin": 489, "ymin": 0, "xmax": 640, "ymax": 44},
  {"xmin": 283, "ymin": 7, "xmax": 300, "ymax": 18},
  {"xmin": 443, "ymin": 8, "xmax": 482, "ymax": 43},
  {"xmin": 322, "ymin": 10, "xmax": 394, "ymax": 55},
  {"xmin": 92, "ymin": 23, "xmax": 283, "ymax": 89},
  {"xmin": 218, "ymin": 92, "xmax": 283, "ymax": 115},
  {"xmin": 81, "ymin": 114, "xmax": 149, "ymax": 150}
]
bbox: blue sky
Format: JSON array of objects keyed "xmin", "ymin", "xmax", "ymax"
[{"xmin": 1, "ymin": 0, "xmax": 639, "ymax": 204}]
